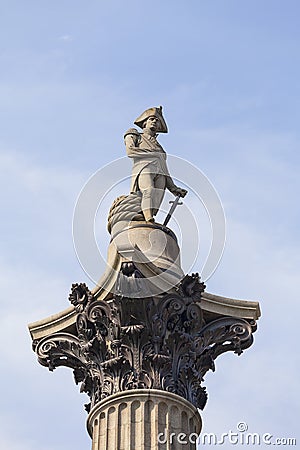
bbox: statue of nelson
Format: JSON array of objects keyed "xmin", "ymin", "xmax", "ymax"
[{"xmin": 124, "ymin": 106, "xmax": 187, "ymax": 223}]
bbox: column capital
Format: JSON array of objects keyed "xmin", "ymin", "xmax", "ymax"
[{"xmin": 34, "ymin": 274, "xmax": 257, "ymax": 413}]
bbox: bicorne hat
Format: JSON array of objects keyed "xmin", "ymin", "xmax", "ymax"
[{"xmin": 134, "ymin": 106, "xmax": 168, "ymax": 133}]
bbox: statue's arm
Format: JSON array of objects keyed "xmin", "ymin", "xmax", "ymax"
[
  {"xmin": 125, "ymin": 134, "xmax": 150, "ymax": 158},
  {"xmin": 166, "ymin": 177, "xmax": 188, "ymax": 198},
  {"xmin": 163, "ymin": 160, "xmax": 188, "ymax": 198}
]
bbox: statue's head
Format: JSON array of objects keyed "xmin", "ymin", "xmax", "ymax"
[
  {"xmin": 143, "ymin": 116, "xmax": 162, "ymax": 133},
  {"xmin": 134, "ymin": 106, "xmax": 168, "ymax": 133}
]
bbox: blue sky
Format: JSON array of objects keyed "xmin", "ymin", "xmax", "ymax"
[{"xmin": 0, "ymin": 1, "xmax": 299, "ymax": 449}]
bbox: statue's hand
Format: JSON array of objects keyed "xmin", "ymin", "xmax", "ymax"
[{"xmin": 170, "ymin": 186, "xmax": 188, "ymax": 198}]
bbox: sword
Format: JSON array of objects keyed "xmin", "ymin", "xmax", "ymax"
[{"xmin": 163, "ymin": 195, "xmax": 183, "ymax": 226}]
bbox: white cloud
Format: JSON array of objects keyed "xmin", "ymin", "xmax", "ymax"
[{"xmin": 59, "ymin": 35, "xmax": 73, "ymax": 42}]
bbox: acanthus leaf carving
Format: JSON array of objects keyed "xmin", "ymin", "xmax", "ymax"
[{"xmin": 33, "ymin": 276, "xmax": 257, "ymax": 411}]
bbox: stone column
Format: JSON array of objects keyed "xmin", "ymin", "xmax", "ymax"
[
  {"xmin": 87, "ymin": 389, "xmax": 202, "ymax": 450},
  {"xmin": 29, "ymin": 139, "xmax": 261, "ymax": 450},
  {"xmin": 32, "ymin": 278, "xmax": 258, "ymax": 449}
]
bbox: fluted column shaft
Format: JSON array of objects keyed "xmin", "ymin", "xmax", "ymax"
[{"xmin": 87, "ymin": 389, "xmax": 202, "ymax": 450}]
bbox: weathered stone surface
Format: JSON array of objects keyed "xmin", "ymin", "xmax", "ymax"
[
  {"xmin": 32, "ymin": 274, "xmax": 258, "ymax": 414},
  {"xmin": 28, "ymin": 291, "xmax": 260, "ymax": 341}
]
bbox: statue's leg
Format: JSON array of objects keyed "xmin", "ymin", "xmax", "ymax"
[
  {"xmin": 138, "ymin": 171, "xmax": 157, "ymax": 222},
  {"xmin": 152, "ymin": 174, "xmax": 166, "ymax": 216}
]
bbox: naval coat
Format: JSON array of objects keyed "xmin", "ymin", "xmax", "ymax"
[{"xmin": 125, "ymin": 130, "xmax": 172, "ymax": 193}]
